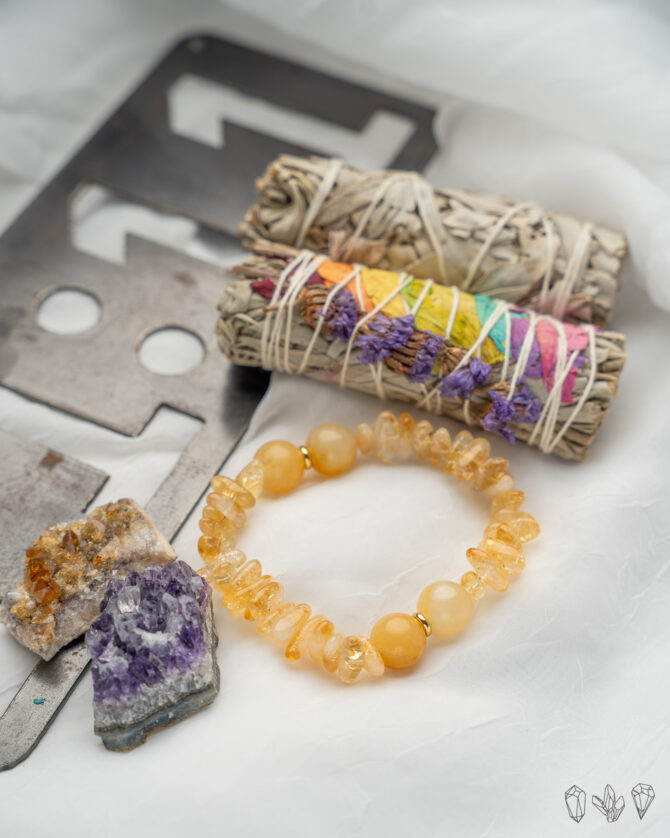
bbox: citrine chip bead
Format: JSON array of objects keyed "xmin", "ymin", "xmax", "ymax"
[
  {"xmin": 245, "ymin": 579, "xmax": 283, "ymax": 622},
  {"xmin": 445, "ymin": 430, "xmax": 474, "ymax": 472},
  {"xmin": 224, "ymin": 573, "xmax": 272, "ymax": 617},
  {"xmin": 482, "ymin": 473, "xmax": 515, "ymax": 498},
  {"xmin": 206, "ymin": 492, "xmax": 246, "ymax": 528},
  {"xmin": 491, "ymin": 489, "xmax": 526, "ymax": 514},
  {"xmin": 274, "ymin": 604, "xmax": 311, "ymax": 648},
  {"xmin": 471, "ymin": 457, "xmax": 509, "ymax": 491},
  {"xmin": 452, "ymin": 438, "xmax": 491, "ymax": 482},
  {"xmin": 493, "ymin": 509, "xmax": 540, "ymax": 542},
  {"xmin": 337, "ymin": 635, "xmax": 366, "ymax": 684},
  {"xmin": 466, "ymin": 547, "xmax": 509, "ymax": 592},
  {"xmin": 197, "ymin": 535, "xmax": 220, "ymax": 563},
  {"xmin": 322, "ymin": 633, "xmax": 345, "ymax": 672},
  {"xmin": 480, "ymin": 538, "xmax": 525, "ymax": 576},
  {"xmin": 236, "ymin": 460, "xmax": 264, "ymax": 498},
  {"xmin": 355, "ymin": 423, "xmax": 375, "ymax": 454},
  {"xmin": 211, "ymin": 475, "xmax": 255, "ymax": 509},
  {"xmin": 484, "ymin": 521, "xmax": 522, "ymax": 550},
  {"xmin": 374, "ymin": 411, "xmax": 401, "ymax": 461},
  {"xmin": 198, "ymin": 549, "xmax": 246, "ymax": 590},
  {"xmin": 412, "ymin": 420, "xmax": 434, "ymax": 461},
  {"xmin": 430, "ymin": 427, "xmax": 452, "ymax": 467},
  {"xmin": 362, "ymin": 638, "xmax": 385, "ymax": 677},
  {"xmin": 461, "ymin": 571, "xmax": 486, "ymax": 601},
  {"xmin": 396, "ymin": 413, "xmax": 415, "ymax": 458},
  {"xmin": 285, "ymin": 615, "xmax": 334, "ymax": 662}
]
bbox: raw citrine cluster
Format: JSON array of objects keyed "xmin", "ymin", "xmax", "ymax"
[{"xmin": 197, "ymin": 411, "xmax": 539, "ymax": 684}]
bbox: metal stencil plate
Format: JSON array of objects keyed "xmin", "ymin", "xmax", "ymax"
[{"xmin": 0, "ymin": 34, "xmax": 437, "ymax": 768}]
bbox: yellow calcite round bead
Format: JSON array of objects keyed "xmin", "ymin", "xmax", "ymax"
[
  {"xmin": 305, "ymin": 422, "xmax": 357, "ymax": 476},
  {"xmin": 370, "ymin": 612, "xmax": 426, "ymax": 670},
  {"xmin": 255, "ymin": 440, "xmax": 305, "ymax": 494},
  {"xmin": 417, "ymin": 581, "xmax": 473, "ymax": 639}
]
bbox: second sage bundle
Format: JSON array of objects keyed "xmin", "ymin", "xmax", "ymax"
[{"xmin": 240, "ymin": 155, "xmax": 627, "ymax": 327}]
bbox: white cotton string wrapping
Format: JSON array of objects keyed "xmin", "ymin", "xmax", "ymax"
[
  {"xmin": 461, "ymin": 202, "xmax": 535, "ymax": 292},
  {"xmin": 294, "ymin": 158, "xmax": 343, "ymax": 248},
  {"xmin": 551, "ymin": 223, "xmax": 594, "ymax": 321}
]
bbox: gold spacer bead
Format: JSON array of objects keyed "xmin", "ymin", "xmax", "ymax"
[
  {"xmin": 299, "ymin": 445, "xmax": 312, "ymax": 469},
  {"xmin": 414, "ymin": 612, "xmax": 432, "ymax": 637}
]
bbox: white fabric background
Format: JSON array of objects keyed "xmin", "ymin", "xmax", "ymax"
[{"xmin": 1, "ymin": 1, "xmax": 669, "ymax": 835}]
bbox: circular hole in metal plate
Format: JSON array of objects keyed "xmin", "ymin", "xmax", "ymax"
[
  {"xmin": 36, "ymin": 287, "xmax": 102, "ymax": 335},
  {"xmin": 137, "ymin": 327, "xmax": 205, "ymax": 376}
]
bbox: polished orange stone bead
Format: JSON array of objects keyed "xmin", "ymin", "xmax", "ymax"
[
  {"xmin": 370, "ymin": 612, "xmax": 426, "ymax": 670},
  {"xmin": 305, "ymin": 422, "xmax": 357, "ymax": 476},
  {"xmin": 417, "ymin": 580, "xmax": 473, "ymax": 638},
  {"xmin": 255, "ymin": 440, "xmax": 305, "ymax": 494}
]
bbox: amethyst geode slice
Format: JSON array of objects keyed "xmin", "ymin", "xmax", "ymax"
[{"xmin": 86, "ymin": 561, "xmax": 219, "ymax": 751}]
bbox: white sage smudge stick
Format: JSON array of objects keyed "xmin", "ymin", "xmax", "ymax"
[
  {"xmin": 217, "ymin": 243, "xmax": 625, "ymax": 462},
  {"xmin": 239, "ymin": 155, "xmax": 628, "ymax": 327}
]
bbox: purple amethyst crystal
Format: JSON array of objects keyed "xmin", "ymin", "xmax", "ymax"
[{"xmin": 87, "ymin": 561, "xmax": 219, "ymax": 751}]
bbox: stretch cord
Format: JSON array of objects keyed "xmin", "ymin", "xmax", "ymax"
[
  {"xmin": 257, "ymin": 252, "xmax": 594, "ymax": 453},
  {"xmin": 290, "ymin": 166, "xmax": 595, "ymax": 319}
]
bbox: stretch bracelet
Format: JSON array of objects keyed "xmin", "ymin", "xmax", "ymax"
[{"xmin": 197, "ymin": 411, "xmax": 539, "ymax": 684}]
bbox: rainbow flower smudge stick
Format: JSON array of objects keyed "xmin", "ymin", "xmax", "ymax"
[{"xmin": 218, "ymin": 244, "xmax": 626, "ymax": 461}]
